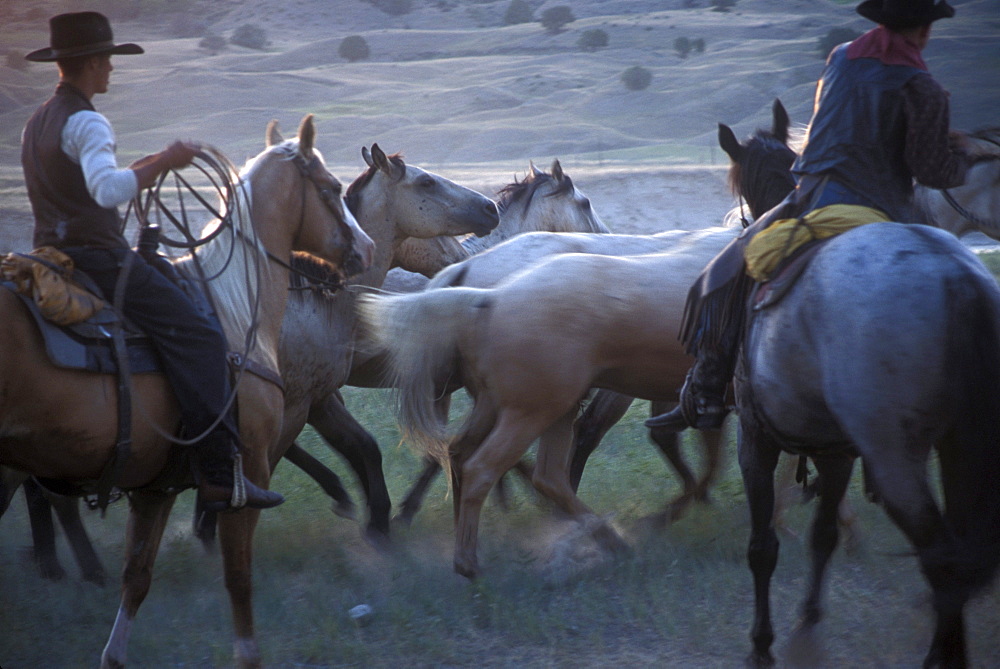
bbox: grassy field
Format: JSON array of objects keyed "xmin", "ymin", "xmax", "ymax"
[
  {"xmin": 2, "ymin": 256, "xmax": 1000, "ymax": 668},
  {"xmin": 2, "ymin": 383, "xmax": 1000, "ymax": 667}
]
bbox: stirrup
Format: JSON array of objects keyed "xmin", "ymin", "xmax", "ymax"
[{"xmin": 198, "ymin": 453, "xmax": 284, "ymax": 512}]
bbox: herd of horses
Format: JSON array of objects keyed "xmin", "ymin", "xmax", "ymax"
[{"xmin": 1, "ymin": 103, "xmax": 999, "ymax": 667}]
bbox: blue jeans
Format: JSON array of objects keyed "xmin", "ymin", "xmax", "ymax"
[{"xmin": 62, "ymin": 246, "xmax": 237, "ymax": 442}]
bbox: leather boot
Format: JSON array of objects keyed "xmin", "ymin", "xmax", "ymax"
[
  {"xmin": 196, "ymin": 432, "xmax": 284, "ymax": 512},
  {"xmin": 645, "ymin": 359, "xmax": 728, "ymax": 432}
]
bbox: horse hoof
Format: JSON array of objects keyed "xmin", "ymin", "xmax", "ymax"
[
  {"xmin": 785, "ymin": 620, "xmax": 825, "ymax": 667},
  {"xmin": 391, "ymin": 510, "xmax": 416, "ymax": 528},
  {"xmin": 454, "ymin": 559, "xmax": 480, "ymax": 580},
  {"xmin": 331, "ymin": 500, "xmax": 357, "ymax": 521},
  {"xmin": 363, "ymin": 526, "xmax": 392, "ymax": 554},
  {"xmin": 745, "ymin": 651, "xmax": 775, "ymax": 668}
]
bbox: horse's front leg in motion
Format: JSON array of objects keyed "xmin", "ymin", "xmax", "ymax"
[
  {"xmin": 218, "ymin": 507, "xmax": 264, "ymax": 668},
  {"xmin": 738, "ymin": 423, "xmax": 782, "ymax": 668},
  {"xmin": 101, "ymin": 491, "xmax": 177, "ymax": 669}
]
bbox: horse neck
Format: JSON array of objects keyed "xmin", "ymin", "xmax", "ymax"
[
  {"xmin": 178, "ymin": 179, "xmax": 289, "ymax": 372},
  {"xmin": 461, "ymin": 199, "xmax": 530, "ymax": 254},
  {"xmin": 347, "ymin": 181, "xmax": 399, "ymax": 290}
]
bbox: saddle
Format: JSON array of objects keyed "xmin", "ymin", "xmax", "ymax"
[
  {"xmin": 2, "ymin": 248, "xmax": 163, "ymax": 374},
  {"xmin": 747, "ymin": 204, "xmax": 890, "ymax": 311},
  {"xmin": 1, "ymin": 247, "xmax": 199, "ymax": 510}
]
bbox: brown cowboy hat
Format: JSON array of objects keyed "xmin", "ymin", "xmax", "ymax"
[
  {"xmin": 856, "ymin": 0, "xmax": 955, "ymax": 28},
  {"xmin": 25, "ymin": 11, "xmax": 144, "ymax": 63}
]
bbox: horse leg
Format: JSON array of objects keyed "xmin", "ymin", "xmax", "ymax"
[
  {"xmin": 786, "ymin": 454, "xmax": 854, "ymax": 667},
  {"xmin": 453, "ymin": 408, "xmax": 537, "ymax": 579},
  {"xmin": 396, "ymin": 457, "xmax": 442, "ymax": 526},
  {"xmin": 308, "ymin": 392, "xmax": 391, "ymax": 543},
  {"xmin": 395, "ymin": 392, "xmax": 453, "ymax": 525},
  {"xmin": 46, "ymin": 487, "xmax": 107, "ymax": 586},
  {"xmin": 217, "ymin": 507, "xmax": 264, "ymax": 668},
  {"xmin": 738, "ymin": 419, "xmax": 783, "ymax": 669},
  {"xmin": 101, "ymin": 491, "xmax": 176, "ymax": 669},
  {"xmin": 569, "ymin": 389, "xmax": 634, "ymax": 491},
  {"xmin": 283, "ymin": 441, "xmax": 355, "ymax": 519},
  {"xmin": 22, "ymin": 479, "xmax": 65, "ymax": 581},
  {"xmin": 534, "ymin": 409, "xmax": 629, "ymax": 555}
]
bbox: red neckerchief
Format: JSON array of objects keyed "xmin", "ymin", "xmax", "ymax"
[{"xmin": 846, "ymin": 26, "xmax": 928, "ymax": 71}]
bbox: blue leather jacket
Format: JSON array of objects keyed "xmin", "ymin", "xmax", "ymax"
[{"xmin": 792, "ymin": 44, "xmax": 923, "ymax": 222}]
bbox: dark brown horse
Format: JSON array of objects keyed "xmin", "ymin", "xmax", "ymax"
[{"xmin": 0, "ymin": 114, "xmax": 375, "ymax": 668}]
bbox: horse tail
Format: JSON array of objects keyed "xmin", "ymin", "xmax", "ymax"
[
  {"xmin": 939, "ymin": 270, "xmax": 1000, "ymax": 594},
  {"xmin": 356, "ymin": 287, "xmax": 492, "ymax": 461}
]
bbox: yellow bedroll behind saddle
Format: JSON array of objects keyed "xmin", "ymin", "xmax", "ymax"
[
  {"xmin": 745, "ymin": 204, "xmax": 889, "ymax": 282},
  {"xmin": 1, "ymin": 246, "xmax": 106, "ymax": 325}
]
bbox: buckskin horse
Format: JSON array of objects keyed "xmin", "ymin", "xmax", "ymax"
[{"xmin": 0, "ymin": 114, "xmax": 375, "ymax": 668}]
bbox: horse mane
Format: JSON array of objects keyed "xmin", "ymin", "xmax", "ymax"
[
  {"xmin": 181, "ymin": 140, "xmax": 310, "ymax": 368},
  {"xmin": 345, "ymin": 153, "xmax": 407, "ymax": 214},
  {"xmin": 496, "ymin": 168, "xmax": 573, "ymax": 216},
  {"xmin": 288, "ymin": 251, "xmax": 342, "ymax": 292}
]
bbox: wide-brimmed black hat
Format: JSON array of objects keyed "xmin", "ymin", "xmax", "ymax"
[
  {"xmin": 856, "ymin": 0, "xmax": 955, "ymax": 28},
  {"xmin": 25, "ymin": 11, "xmax": 144, "ymax": 62}
]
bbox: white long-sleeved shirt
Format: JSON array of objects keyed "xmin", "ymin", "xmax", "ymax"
[{"xmin": 61, "ymin": 110, "xmax": 138, "ymax": 209}]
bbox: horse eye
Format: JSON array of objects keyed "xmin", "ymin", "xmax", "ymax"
[{"xmin": 419, "ymin": 177, "xmax": 436, "ymax": 189}]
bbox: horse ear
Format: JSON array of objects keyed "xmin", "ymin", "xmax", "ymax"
[
  {"xmin": 529, "ymin": 162, "xmax": 543, "ymax": 178},
  {"xmin": 297, "ymin": 114, "xmax": 316, "ymax": 157},
  {"xmin": 551, "ymin": 159, "xmax": 564, "ymax": 182},
  {"xmin": 718, "ymin": 123, "xmax": 743, "ymax": 164},
  {"xmin": 266, "ymin": 120, "xmax": 283, "ymax": 147},
  {"xmin": 362, "ymin": 146, "xmax": 374, "ymax": 168},
  {"xmin": 772, "ymin": 99, "xmax": 790, "ymax": 145},
  {"xmin": 370, "ymin": 143, "xmax": 389, "ymax": 172},
  {"xmin": 370, "ymin": 143, "xmax": 403, "ymax": 180}
]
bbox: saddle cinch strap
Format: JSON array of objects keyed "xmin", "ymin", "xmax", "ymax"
[{"xmin": 744, "ymin": 204, "xmax": 889, "ymax": 282}]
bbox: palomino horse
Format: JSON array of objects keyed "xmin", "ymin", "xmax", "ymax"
[
  {"xmin": 288, "ymin": 160, "xmax": 609, "ymax": 532},
  {"xmin": 5, "ymin": 159, "xmax": 599, "ymax": 574},
  {"xmin": 735, "ymin": 222, "xmax": 1000, "ymax": 668},
  {"xmin": 0, "ymin": 114, "xmax": 375, "ymax": 668},
  {"xmin": 389, "ymin": 101, "xmax": 796, "ymax": 527},
  {"xmin": 357, "ymin": 226, "xmax": 739, "ymax": 577}
]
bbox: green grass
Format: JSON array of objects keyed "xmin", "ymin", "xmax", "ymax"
[{"xmin": 2, "ymin": 389, "xmax": 999, "ymax": 667}]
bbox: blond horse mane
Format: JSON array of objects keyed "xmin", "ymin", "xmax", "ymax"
[{"xmin": 174, "ymin": 141, "xmax": 307, "ymax": 371}]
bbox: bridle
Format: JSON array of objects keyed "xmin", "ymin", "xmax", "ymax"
[{"xmin": 114, "ymin": 144, "xmax": 354, "ymax": 446}]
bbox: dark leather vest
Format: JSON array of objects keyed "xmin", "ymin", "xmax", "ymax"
[
  {"xmin": 792, "ymin": 45, "xmax": 922, "ymax": 222},
  {"xmin": 22, "ymin": 83, "xmax": 128, "ymax": 249}
]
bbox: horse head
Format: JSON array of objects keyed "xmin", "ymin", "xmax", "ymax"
[
  {"xmin": 257, "ymin": 115, "xmax": 374, "ymax": 281},
  {"xmin": 719, "ymin": 99, "xmax": 796, "ymax": 220},
  {"xmin": 495, "ymin": 160, "xmax": 609, "ymax": 238},
  {"xmin": 352, "ymin": 143, "xmax": 498, "ymax": 239}
]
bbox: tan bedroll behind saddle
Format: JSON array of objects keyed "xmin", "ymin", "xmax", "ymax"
[{"xmin": 1, "ymin": 246, "xmax": 105, "ymax": 325}]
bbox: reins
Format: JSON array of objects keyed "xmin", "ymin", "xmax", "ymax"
[
  {"xmin": 116, "ymin": 146, "xmax": 263, "ymax": 448},
  {"xmin": 941, "ymin": 155, "xmax": 1000, "ymax": 233}
]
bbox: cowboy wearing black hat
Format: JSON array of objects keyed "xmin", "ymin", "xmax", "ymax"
[
  {"xmin": 647, "ymin": 0, "xmax": 972, "ymax": 432},
  {"xmin": 21, "ymin": 12, "xmax": 284, "ymax": 511}
]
